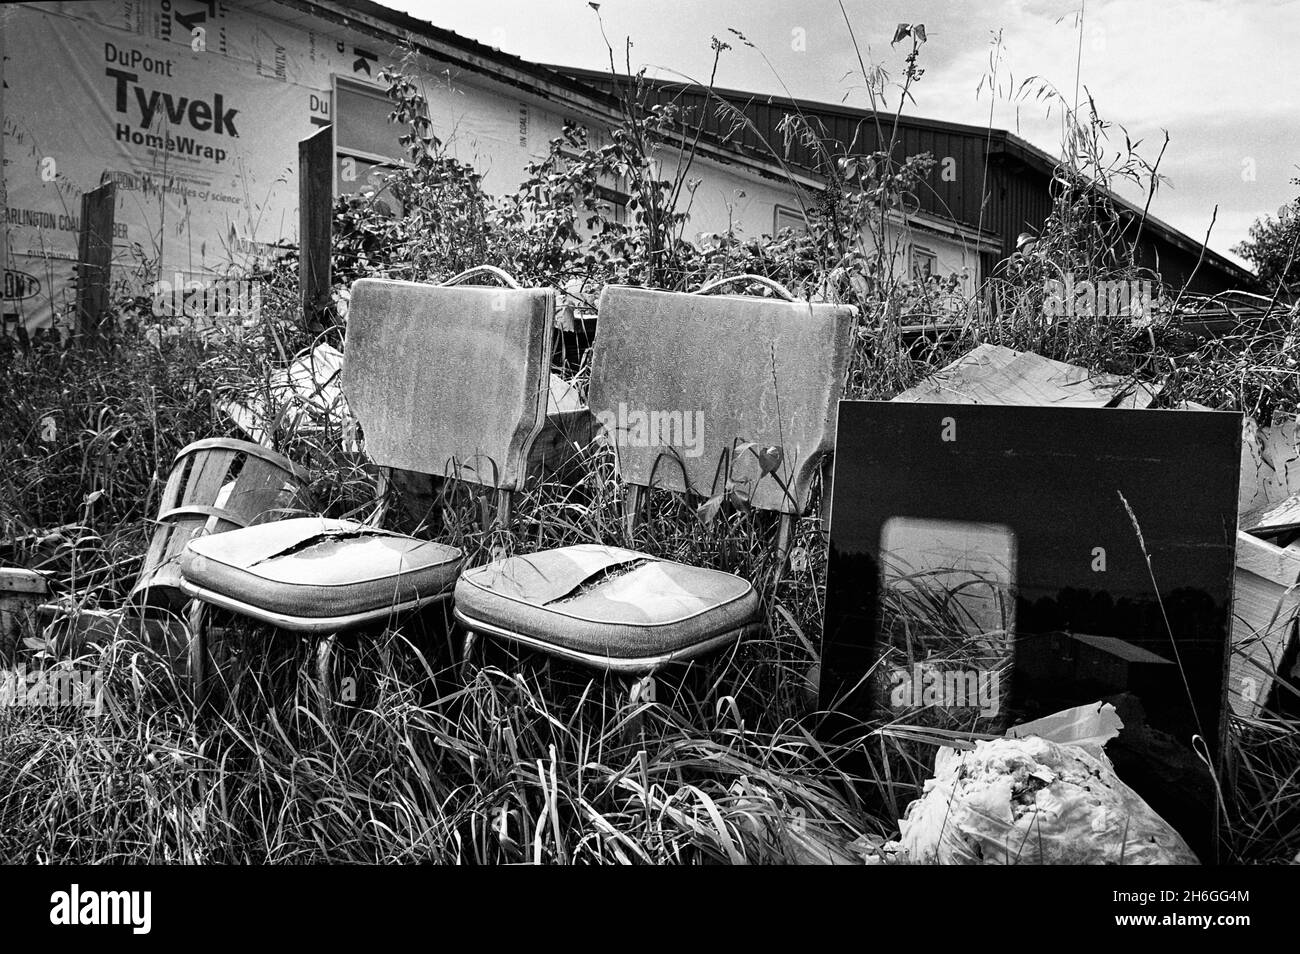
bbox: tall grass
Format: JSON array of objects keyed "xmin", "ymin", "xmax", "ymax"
[
  {"xmin": 2, "ymin": 310, "xmax": 1295, "ymax": 863},
  {"xmin": 3, "ymin": 14, "xmax": 1298, "ymax": 865}
]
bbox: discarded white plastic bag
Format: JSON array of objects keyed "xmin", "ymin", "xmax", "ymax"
[
  {"xmin": 218, "ymin": 343, "xmax": 351, "ymax": 446},
  {"xmin": 893, "ymin": 704, "xmax": 1199, "ymax": 865}
]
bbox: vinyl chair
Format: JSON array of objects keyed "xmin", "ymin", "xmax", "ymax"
[
  {"xmin": 179, "ymin": 266, "xmax": 555, "ymax": 706},
  {"xmin": 453, "ymin": 275, "xmax": 855, "ymax": 691}
]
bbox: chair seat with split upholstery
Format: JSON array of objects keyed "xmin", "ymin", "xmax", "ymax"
[
  {"xmin": 453, "ymin": 544, "xmax": 762, "ymax": 672},
  {"xmin": 180, "ymin": 517, "xmax": 462, "ymax": 634}
]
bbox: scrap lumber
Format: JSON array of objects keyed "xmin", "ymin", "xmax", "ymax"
[
  {"xmin": 1230, "ymin": 531, "xmax": 1300, "ymax": 718},
  {"xmin": 1242, "ymin": 489, "xmax": 1300, "ymax": 539},
  {"xmin": 892, "ymin": 344, "xmax": 1157, "ymax": 407},
  {"xmin": 1238, "ymin": 415, "xmax": 1300, "ymax": 522},
  {"xmin": 0, "ymin": 568, "xmax": 47, "ymax": 660}
]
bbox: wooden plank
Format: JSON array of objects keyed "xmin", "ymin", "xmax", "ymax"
[
  {"xmin": 75, "ymin": 181, "xmax": 116, "ymax": 337},
  {"xmin": 158, "ymin": 453, "xmax": 191, "ymax": 512},
  {"xmin": 1238, "ymin": 416, "xmax": 1300, "ymax": 518},
  {"xmin": 1242, "ymin": 490, "xmax": 1300, "ymax": 538},
  {"xmin": 1230, "ymin": 530, "xmax": 1300, "ymax": 717},
  {"xmin": 1, "ymin": 568, "xmax": 47, "ymax": 661},
  {"xmin": 892, "ymin": 343, "xmax": 1157, "ymax": 408},
  {"xmin": 179, "ymin": 448, "xmax": 238, "ymax": 507},
  {"xmin": 0, "ymin": 567, "xmax": 49, "ymax": 595},
  {"xmin": 298, "ymin": 126, "xmax": 334, "ymax": 325},
  {"xmin": 225, "ymin": 454, "xmax": 303, "ymax": 524}
]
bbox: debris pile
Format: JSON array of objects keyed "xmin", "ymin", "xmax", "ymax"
[
  {"xmin": 893, "ymin": 733, "xmax": 1199, "ymax": 864},
  {"xmin": 877, "ymin": 704, "xmax": 1200, "ymax": 865}
]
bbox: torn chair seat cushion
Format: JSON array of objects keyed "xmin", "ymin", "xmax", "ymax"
[
  {"xmin": 453, "ymin": 544, "xmax": 762, "ymax": 665},
  {"xmin": 180, "ymin": 517, "xmax": 462, "ymax": 622}
]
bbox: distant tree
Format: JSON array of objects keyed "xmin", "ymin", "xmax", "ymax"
[{"xmin": 1234, "ymin": 179, "xmax": 1300, "ymax": 299}]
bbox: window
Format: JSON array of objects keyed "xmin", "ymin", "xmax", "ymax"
[
  {"xmin": 773, "ymin": 204, "xmax": 807, "ymax": 235},
  {"xmin": 333, "ymin": 77, "xmax": 405, "ymax": 206},
  {"xmin": 911, "ymin": 244, "xmax": 937, "ymax": 281},
  {"xmin": 591, "ymin": 183, "xmax": 629, "ymax": 225},
  {"xmin": 335, "ymin": 78, "xmax": 404, "ymax": 163},
  {"xmin": 558, "ymin": 148, "xmax": 630, "ymax": 226}
]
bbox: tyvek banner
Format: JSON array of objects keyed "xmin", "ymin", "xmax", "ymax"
[
  {"xmin": 1, "ymin": 0, "xmax": 579, "ymax": 335},
  {"xmin": 1, "ymin": 1, "xmax": 331, "ymax": 333}
]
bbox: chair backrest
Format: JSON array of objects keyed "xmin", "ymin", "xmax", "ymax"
[
  {"xmin": 589, "ymin": 277, "xmax": 855, "ymax": 514},
  {"xmin": 343, "ymin": 267, "xmax": 554, "ymax": 492}
]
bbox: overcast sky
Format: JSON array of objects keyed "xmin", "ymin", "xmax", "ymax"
[{"xmin": 389, "ymin": 0, "xmax": 1300, "ymax": 266}]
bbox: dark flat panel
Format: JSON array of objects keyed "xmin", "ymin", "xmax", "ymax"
[{"xmin": 820, "ymin": 401, "xmax": 1241, "ymax": 850}]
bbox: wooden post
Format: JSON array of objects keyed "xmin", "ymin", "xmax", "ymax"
[
  {"xmin": 298, "ymin": 126, "xmax": 334, "ymax": 326},
  {"xmin": 75, "ymin": 181, "xmax": 116, "ymax": 338}
]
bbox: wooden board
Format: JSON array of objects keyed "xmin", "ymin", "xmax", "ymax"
[
  {"xmin": 1238, "ymin": 416, "xmax": 1300, "ymax": 519},
  {"xmin": 0, "ymin": 568, "xmax": 47, "ymax": 661},
  {"xmin": 1242, "ymin": 490, "xmax": 1300, "ymax": 538},
  {"xmin": 1230, "ymin": 531, "xmax": 1300, "ymax": 717},
  {"xmin": 892, "ymin": 343, "xmax": 1156, "ymax": 408},
  {"xmin": 74, "ymin": 181, "xmax": 116, "ymax": 336},
  {"xmin": 298, "ymin": 126, "xmax": 334, "ymax": 322}
]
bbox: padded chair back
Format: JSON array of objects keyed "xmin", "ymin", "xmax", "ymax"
[
  {"xmin": 590, "ymin": 277, "xmax": 854, "ymax": 514},
  {"xmin": 343, "ymin": 267, "xmax": 554, "ymax": 492}
]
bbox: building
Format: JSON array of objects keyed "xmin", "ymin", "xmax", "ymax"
[
  {"xmin": 559, "ymin": 67, "xmax": 1256, "ymax": 298},
  {"xmin": 0, "ymin": 0, "xmax": 817, "ymax": 334},
  {"xmin": 0, "ymin": 0, "xmax": 1253, "ymax": 336}
]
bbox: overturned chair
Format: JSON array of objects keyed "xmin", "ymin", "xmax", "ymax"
[
  {"xmin": 179, "ymin": 266, "xmax": 556, "ymax": 705},
  {"xmin": 454, "ymin": 276, "xmax": 855, "ymax": 687}
]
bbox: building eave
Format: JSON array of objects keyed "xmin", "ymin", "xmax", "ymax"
[{"xmin": 264, "ymin": 0, "xmax": 824, "ymax": 196}]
